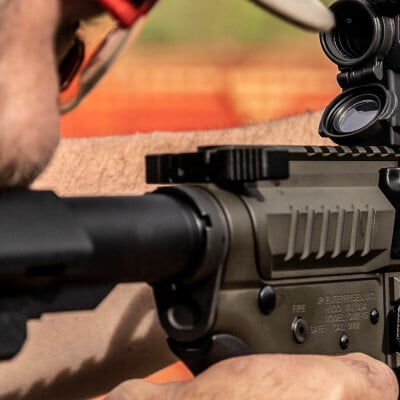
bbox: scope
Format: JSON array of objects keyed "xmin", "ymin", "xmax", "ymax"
[{"xmin": 319, "ymin": 0, "xmax": 400, "ymax": 146}]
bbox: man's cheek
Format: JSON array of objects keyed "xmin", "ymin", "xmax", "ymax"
[{"xmin": 0, "ymin": 0, "xmax": 61, "ymax": 187}]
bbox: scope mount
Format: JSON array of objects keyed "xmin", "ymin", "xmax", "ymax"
[{"xmin": 146, "ymin": 145, "xmax": 400, "ymax": 184}]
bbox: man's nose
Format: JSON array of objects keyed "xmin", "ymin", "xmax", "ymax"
[{"xmin": 249, "ymin": 0, "xmax": 335, "ymax": 32}]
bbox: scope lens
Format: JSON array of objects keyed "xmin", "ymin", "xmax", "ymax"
[
  {"xmin": 335, "ymin": 5, "xmax": 373, "ymax": 58},
  {"xmin": 321, "ymin": 1, "xmax": 378, "ymax": 65},
  {"xmin": 334, "ymin": 97, "xmax": 380, "ymax": 133},
  {"xmin": 319, "ymin": 84, "xmax": 394, "ymax": 145}
]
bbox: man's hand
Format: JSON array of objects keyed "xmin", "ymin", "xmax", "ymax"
[{"xmin": 105, "ymin": 354, "xmax": 398, "ymax": 400}]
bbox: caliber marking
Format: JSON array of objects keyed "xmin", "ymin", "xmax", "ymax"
[
  {"xmin": 316, "ymin": 207, "xmax": 329, "ymax": 259},
  {"xmin": 285, "ymin": 208, "xmax": 299, "ymax": 261},
  {"xmin": 332, "ymin": 207, "xmax": 345, "ymax": 258},
  {"xmin": 347, "ymin": 206, "xmax": 360, "ymax": 258},
  {"xmin": 361, "ymin": 207, "xmax": 375, "ymax": 256},
  {"xmin": 301, "ymin": 208, "xmax": 314, "ymax": 260}
]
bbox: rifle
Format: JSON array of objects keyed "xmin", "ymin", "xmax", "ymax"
[{"xmin": 3, "ymin": 0, "xmax": 400, "ymax": 377}]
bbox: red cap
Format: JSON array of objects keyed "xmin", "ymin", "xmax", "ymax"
[{"xmin": 97, "ymin": 0, "xmax": 140, "ymax": 28}]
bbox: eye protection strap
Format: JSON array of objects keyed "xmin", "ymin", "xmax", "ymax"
[{"xmin": 97, "ymin": 0, "xmax": 141, "ymax": 27}]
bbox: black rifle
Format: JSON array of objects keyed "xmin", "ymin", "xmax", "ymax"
[
  {"xmin": 1, "ymin": 143, "xmax": 400, "ymax": 375},
  {"xmin": 3, "ymin": 0, "xmax": 400, "ymax": 377}
]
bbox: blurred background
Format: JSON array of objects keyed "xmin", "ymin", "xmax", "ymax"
[{"xmin": 61, "ymin": 0, "xmax": 340, "ymax": 138}]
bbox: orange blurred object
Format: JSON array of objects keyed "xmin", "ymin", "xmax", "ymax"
[
  {"xmin": 61, "ymin": 43, "xmax": 339, "ymax": 138},
  {"xmin": 146, "ymin": 361, "xmax": 194, "ymax": 384},
  {"xmin": 92, "ymin": 362, "xmax": 193, "ymax": 400},
  {"xmin": 98, "ymin": 0, "xmax": 140, "ymax": 27}
]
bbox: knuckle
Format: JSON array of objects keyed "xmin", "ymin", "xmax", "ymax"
[
  {"xmin": 217, "ymin": 356, "xmax": 253, "ymax": 373},
  {"xmin": 341, "ymin": 353, "xmax": 399, "ymax": 400},
  {"xmin": 211, "ymin": 354, "xmax": 274, "ymax": 376},
  {"xmin": 346, "ymin": 352, "xmax": 376, "ymax": 363},
  {"xmin": 370, "ymin": 361, "xmax": 398, "ymax": 399}
]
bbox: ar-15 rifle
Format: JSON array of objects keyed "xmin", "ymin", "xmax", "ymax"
[{"xmin": 3, "ymin": 0, "xmax": 400, "ymax": 377}]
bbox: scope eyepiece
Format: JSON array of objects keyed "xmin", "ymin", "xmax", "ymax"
[
  {"xmin": 319, "ymin": 84, "xmax": 397, "ymax": 145},
  {"xmin": 320, "ymin": 0, "xmax": 382, "ymax": 66}
]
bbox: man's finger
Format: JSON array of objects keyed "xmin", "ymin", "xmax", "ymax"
[
  {"xmin": 104, "ymin": 354, "xmax": 399, "ymax": 400},
  {"xmin": 339, "ymin": 353, "xmax": 399, "ymax": 400},
  {"xmin": 249, "ymin": 0, "xmax": 335, "ymax": 32}
]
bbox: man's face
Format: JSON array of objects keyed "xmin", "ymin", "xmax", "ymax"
[
  {"xmin": 0, "ymin": 0, "xmax": 103, "ymax": 188},
  {"xmin": 0, "ymin": 0, "xmax": 333, "ymax": 189}
]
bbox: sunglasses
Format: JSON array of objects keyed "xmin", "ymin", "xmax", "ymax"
[{"xmin": 59, "ymin": 0, "xmax": 159, "ymax": 114}]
